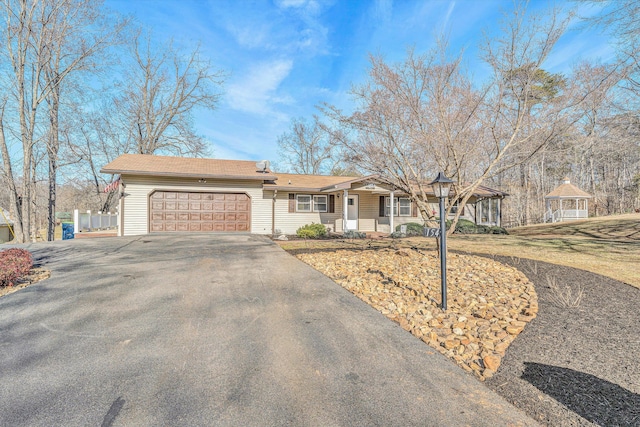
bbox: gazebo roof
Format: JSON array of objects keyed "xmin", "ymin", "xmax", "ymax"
[{"xmin": 545, "ymin": 178, "xmax": 592, "ymax": 199}]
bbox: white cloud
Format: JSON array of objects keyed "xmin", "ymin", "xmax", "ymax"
[
  {"xmin": 276, "ymin": 0, "xmax": 321, "ymax": 15},
  {"xmin": 227, "ymin": 24, "xmax": 271, "ymax": 49},
  {"xmin": 441, "ymin": 1, "xmax": 456, "ymax": 33},
  {"xmin": 226, "ymin": 59, "xmax": 294, "ymax": 116},
  {"xmin": 373, "ymin": 0, "xmax": 393, "ymax": 24}
]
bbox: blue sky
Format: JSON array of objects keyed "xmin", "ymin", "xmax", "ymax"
[{"xmin": 108, "ymin": 0, "xmax": 615, "ymax": 165}]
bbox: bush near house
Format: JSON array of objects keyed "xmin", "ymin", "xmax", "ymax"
[
  {"xmin": 450, "ymin": 219, "xmax": 508, "ymax": 235},
  {"xmin": 343, "ymin": 230, "xmax": 367, "ymax": 239},
  {"xmin": 0, "ymin": 248, "xmax": 33, "ymax": 287},
  {"xmin": 395, "ymin": 222, "xmax": 424, "ymax": 236},
  {"xmin": 296, "ymin": 223, "xmax": 328, "ymax": 239},
  {"xmin": 391, "ymin": 219, "xmax": 508, "ymax": 236}
]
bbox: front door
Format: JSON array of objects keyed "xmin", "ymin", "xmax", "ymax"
[{"xmin": 347, "ymin": 195, "xmax": 358, "ymax": 230}]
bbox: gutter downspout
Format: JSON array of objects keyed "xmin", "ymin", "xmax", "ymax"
[{"xmin": 272, "ymin": 189, "xmax": 277, "ymax": 237}]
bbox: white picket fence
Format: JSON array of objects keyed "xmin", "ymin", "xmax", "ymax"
[{"xmin": 73, "ymin": 209, "xmax": 118, "ymax": 233}]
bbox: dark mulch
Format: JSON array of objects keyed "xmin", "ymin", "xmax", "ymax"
[{"xmin": 474, "ymin": 254, "xmax": 640, "ymax": 426}]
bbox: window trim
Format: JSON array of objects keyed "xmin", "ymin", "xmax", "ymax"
[
  {"xmin": 296, "ymin": 194, "xmax": 328, "ymax": 213},
  {"xmin": 296, "ymin": 194, "xmax": 312, "ymax": 212},
  {"xmin": 385, "ymin": 196, "xmax": 411, "ymax": 217},
  {"xmin": 313, "ymin": 195, "xmax": 328, "ymax": 213}
]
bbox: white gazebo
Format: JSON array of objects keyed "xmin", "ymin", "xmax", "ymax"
[{"xmin": 544, "ymin": 178, "xmax": 592, "ymax": 223}]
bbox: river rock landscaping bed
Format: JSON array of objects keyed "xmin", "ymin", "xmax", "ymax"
[{"xmin": 295, "ymin": 248, "xmax": 538, "ymax": 380}]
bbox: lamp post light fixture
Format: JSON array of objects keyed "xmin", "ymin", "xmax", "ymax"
[{"xmin": 429, "ymin": 172, "xmax": 454, "ymax": 311}]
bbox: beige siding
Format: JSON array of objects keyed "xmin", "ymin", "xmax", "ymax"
[
  {"xmin": 272, "ymin": 191, "xmax": 342, "ymax": 235},
  {"xmin": 121, "ymin": 175, "xmax": 272, "ymax": 236},
  {"xmin": 0, "ymin": 225, "xmax": 11, "ymax": 243},
  {"xmin": 357, "ymin": 193, "xmax": 422, "ymax": 233}
]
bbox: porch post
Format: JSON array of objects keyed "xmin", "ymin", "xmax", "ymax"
[
  {"xmin": 343, "ymin": 189, "xmax": 349, "ymax": 232},
  {"xmin": 586, "ymin": 198, "xmax": 589, "ymax": 218},
  {"xmin": 389, "ymin": 190, "xmax": 395, "ymax": 233},
  {"xmin": 559, "ymin": 199, "xmax": 563, "ymax": 222}
]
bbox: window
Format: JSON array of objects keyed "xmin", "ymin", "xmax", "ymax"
[
  {"xmin": 313, "ymin": 195, "xmax": 327, "ymax": 212},
  {"xmin": 296, "ymin": 194, "xmax": 328, "ymax": 212},
  {"xmin": 450, "ymin": 201, "xmax": 459, "ymax": 215},
  {"xmin": 296, "ymin": 195, "xmax": 311, "ymax": 212},
  {"xmin": 399, "ymin": 198, "xmax": 411, "ymax": 216},
  {"xmin": 478, "ymin": 199, "xmax": 500, "ymax": 224},
  {"xmin": 385, "ymin": 197, "xmax": 411, "ymax": 216}
]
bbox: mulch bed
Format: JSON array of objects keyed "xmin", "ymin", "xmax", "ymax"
[
  {"xmin": 476, "ymin": 255, "xmax": 640, "ymax": 426},
  {"xmin": 0, "ymin": 267, "xmax": 50, "ymax": 298}
]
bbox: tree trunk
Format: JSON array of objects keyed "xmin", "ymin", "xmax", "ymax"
[
  {"xmin": 46, "ymin": 75, "xmax": 60, "ymax": 242},
  {"xmin": 0, "ymin": 108, "xmax": 25, "ymax": 242}
]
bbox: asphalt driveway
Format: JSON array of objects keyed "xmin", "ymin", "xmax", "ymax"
[{"xmin": 0, "ymin": 234, "xmax": 537, "ymax": 426}]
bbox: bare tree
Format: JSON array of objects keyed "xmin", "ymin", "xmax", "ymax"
[
  {"xmin": 277, "ymin": 116, "xmax": 342, "ymax": 174},
  {"xmin": 324, "ymin": 4, "xmax": 620, "ymax": 233},
  {"xmin": 114, "ymin": 32, "xmax": 225, "ymax": 157},
  {"xmin": 0, "ymin": 0, "xmax": 126, "ymax": 242}
]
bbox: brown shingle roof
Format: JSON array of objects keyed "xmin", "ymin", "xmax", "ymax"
[
  {"xmin": 545, "ymin": 179, "xmax": 592, "ymax": 199},
  {"xmin": 100, "ymin": 154, "xmax": 278, "ymax": 181},
  {"xmin": 263, "ymin": 173, "xmax": 367, "ymax": 191}
]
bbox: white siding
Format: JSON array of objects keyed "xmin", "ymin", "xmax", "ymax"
[{"xmin": 121, "ymin": 175, "xmax": 272, "ymax": 236}]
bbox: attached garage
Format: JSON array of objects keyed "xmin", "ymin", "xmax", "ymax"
[{"xmin": 149, "ymin": 191, "xmax": 250, "ymax": 232}]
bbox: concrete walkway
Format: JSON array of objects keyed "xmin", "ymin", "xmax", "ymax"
[{"xmin": 0, "ymin": 234, "xmax": 537, "ymax": 426}]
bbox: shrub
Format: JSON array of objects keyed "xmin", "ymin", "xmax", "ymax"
[
  {"xmin": 453, "ymin": 218, "xmax": 477, "ymax": 234},
  {"xmin": 395, "ymin": 222, "xmax": 424, "ymax": 237},
  {"xmin": 296, "ymin": 223, "xmax": 327, "ymax": 239},
  {"xmin": 343, "ymin": 230, "xmax": 366, "ymax": 239},
  {"xmin": 0, "ymin": 248, "xmax": 33, "ymax": 287},
  {"xmin": 489, "ymin": 226, "xmax": 509, "ymax": 235}
]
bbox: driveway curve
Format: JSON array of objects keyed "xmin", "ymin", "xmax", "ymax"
[{"xmin": 0, "ymin": 234, "xmax": 536, "ymax": 426}]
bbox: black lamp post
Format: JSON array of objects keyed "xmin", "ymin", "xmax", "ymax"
[{"xmin": 429, "ymin": 172, "xmax": 453, "ymax": 311}]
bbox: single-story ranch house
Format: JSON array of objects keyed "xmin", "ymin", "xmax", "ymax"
[{"xmin": 100, "ymin": 154, "xmax": 507, "ymax": 236}]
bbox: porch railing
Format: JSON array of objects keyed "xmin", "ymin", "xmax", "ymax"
[{"xmin": 544, "ymin": 209, "xmax": 588, "ymax": 223}]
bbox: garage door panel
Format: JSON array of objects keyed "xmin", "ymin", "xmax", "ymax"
[{"xmin": 150, "ymin": 191, "xmax": 250, "ymax": 233}]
